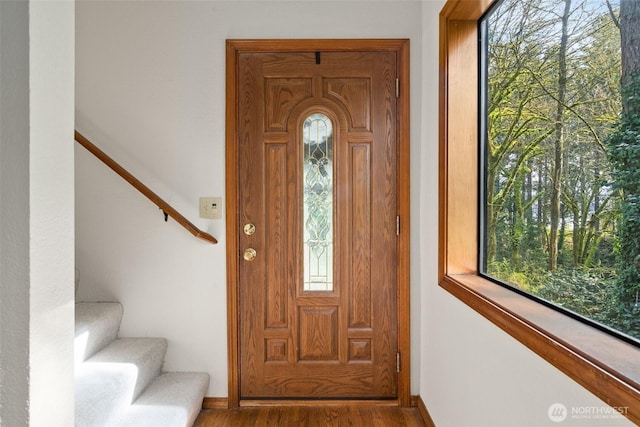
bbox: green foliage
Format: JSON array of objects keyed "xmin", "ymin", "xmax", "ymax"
[
  {"xmin": 487, "ymin": 258, "xmax": 547, "ymax": 293},
  {"xmin": 538, "ymin": 268, "xmax": 640, "ymax": 339},
  {"xmin": 537, "ymin": 268, "xmax": 615, "ymax": 317},
  {"xmin": 488, "ymin": 262, "xmax": 640, "ymax": 340}
]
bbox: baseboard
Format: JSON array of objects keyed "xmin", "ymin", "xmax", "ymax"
[
  {"xmin": 202, "ymin": 397, "xmax": 228, "ymax": 410},
  {"xmin": 412, "ymin": 395, "xmax": 436, "ymax": 427}
]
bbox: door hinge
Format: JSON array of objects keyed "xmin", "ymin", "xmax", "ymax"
[
  {"xmin": 396, "ymin": 216, "xmax": 400, "ymax": 236},
  {"xmin": 395, "ymin": 78, "xmax": 400, "ymax": 98},
  {"xmin": 397, "ymin": 352, "xmax": 401, "ymax": 373}
]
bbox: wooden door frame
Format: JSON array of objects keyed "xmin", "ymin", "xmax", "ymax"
[{"xmin": 225, "ymin": 39, "xmax": 411, "ymax": 408}]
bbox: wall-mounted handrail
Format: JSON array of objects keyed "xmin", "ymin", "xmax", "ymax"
[{"xmin": 75, "ymin": 131, "xmax": 217, "ymax": 244}]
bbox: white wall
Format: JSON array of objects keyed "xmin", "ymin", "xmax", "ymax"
[
  {"xmin": 0, "ymin": 1, "xmax": 75, "ymax": 426},
  {"xmin": 75, "ymin": 0, "xmax": 424, "ymax": 398},
  {"xmin": 29, "ymin": 2, "xmax": 76, "ymax": 425},
  {"xmin": 75, "ymin": 1, "xmax": 634, "ymax": 425},
  {"xmin": 419, "ymin": 1, "xmax": 633, "ymax": 426},
  {"xmin": 0, "ymin": 1, "xmax": 31, "ymax": 423}
]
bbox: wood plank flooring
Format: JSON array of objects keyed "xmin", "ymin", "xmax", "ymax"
[{"xmin": 194, "ymin": 405, "xmax": 426, "ymax": 426}]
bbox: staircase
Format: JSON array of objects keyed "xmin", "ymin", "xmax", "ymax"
[{"xmin": 75, "ymin": 302, "xmax": 209, "ymax": 427}]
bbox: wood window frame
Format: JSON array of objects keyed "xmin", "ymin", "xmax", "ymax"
[
  {"xmin": 225, "ymin": 39, "xmax": 412, "ymax": 409},
  {"xmin": 439, "ymin": 1, "xmax": 640, "ymax": 424}
]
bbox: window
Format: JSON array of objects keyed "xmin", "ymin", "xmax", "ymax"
[
  {"xmin": 480, "ymin": 0, "xmax": 640, "ymax": 345},
  {"xmin": 440, "ymin": 0, "xmax": 640, "ymax": 423},
  {"xmin": 303, "ymin": 113, "xmax": 334, "ymax": 291}
]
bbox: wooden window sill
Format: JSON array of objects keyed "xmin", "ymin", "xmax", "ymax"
[{"xmin": 440, "ymin": 274, "xmax": 640, "ymax": 425}]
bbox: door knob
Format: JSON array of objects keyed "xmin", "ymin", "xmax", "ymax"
[
  {"xmin": 243, "ymin": 248, "xmax": 257, "ymax": 261},
  {"xmin": 243, "ymin": 223, "xmax": 256, "ymax": 236}
]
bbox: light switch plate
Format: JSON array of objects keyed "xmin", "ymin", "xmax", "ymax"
[{"xmin": 200, "ymin": 197, "xmax": 222, "ymax": 219}]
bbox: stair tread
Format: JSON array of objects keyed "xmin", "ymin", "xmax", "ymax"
[
  {"xmin": 113, "ymin": 372, "xmax": 210, "ymax": 427},
  {"xmin": 75, "ymin": 302, "xmax": 123, "ymax": 363}
]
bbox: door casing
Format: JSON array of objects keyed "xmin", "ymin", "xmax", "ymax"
[{"xmin": 225, "ymin": 39, "xmax": 411, "ymax": 408}]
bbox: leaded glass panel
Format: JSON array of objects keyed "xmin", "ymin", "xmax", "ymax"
[{"xmin": 303, "ymin": 113, "xmax": 334, "ymax": 291}]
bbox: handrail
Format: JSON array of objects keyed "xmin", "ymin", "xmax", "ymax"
[{"xmin": 75, "ymin": 131, "xmax": 218, "ymax": 244}]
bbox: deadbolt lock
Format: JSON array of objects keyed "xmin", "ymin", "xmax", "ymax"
[
  {"xmin": 243, "ymin": 223, "xmax": 256, "ymax": 236},
  {"xmin": 243, "ymin": 248, "xmax": 257, "ymax": 261}
]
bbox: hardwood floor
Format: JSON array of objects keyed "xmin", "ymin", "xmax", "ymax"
[{"xmin": 194, "ymin": 405, "xmax": 427, "ymax": 426}]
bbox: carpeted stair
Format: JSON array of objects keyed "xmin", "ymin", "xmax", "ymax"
[{"xmin": 75, "ymin": 302, "xmax": 208, "ymax": 427}]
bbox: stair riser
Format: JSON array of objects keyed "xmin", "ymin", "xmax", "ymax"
[{"xmin": 75, "ymin": 303, "xmax": 123, "ymax": 364}]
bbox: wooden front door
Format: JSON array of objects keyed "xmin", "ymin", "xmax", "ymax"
[{"xmin": 228, "ymin": 40, "xmax": 409, "ymax": 402}]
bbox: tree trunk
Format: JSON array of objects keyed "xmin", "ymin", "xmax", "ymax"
[
  {"xmin": 486, "ymin": 166, "xmax": 497, "ymax": 265},
  {"xmin": 549, "ymin": 0, "xmax": 572, "ymax": 271},
  {"xmin": 538, "ymin": 159, "xmax": 546, "ymax": 250},
  {"xmin": 613, "ymin": 0, "xmax": 640, "ymax": 308},
  {"xmin": 621, "ymin": 0, "xmax": 640, "ymax": 94}
]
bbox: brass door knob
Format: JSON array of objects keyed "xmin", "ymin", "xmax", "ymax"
[
  {"xmin": 243, "ymin": 248, "xmax": 257, "ymax": 261},
  {"xmin": 243, "ymin": 223, "xmax": 256, "ymax": 236}
]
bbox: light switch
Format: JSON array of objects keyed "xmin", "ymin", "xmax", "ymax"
[{"xmin": 200, "ymin": 197, "xmax": 222, "ymax": 219}]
